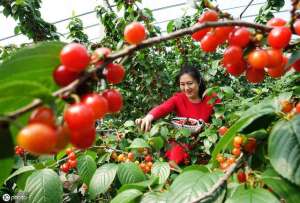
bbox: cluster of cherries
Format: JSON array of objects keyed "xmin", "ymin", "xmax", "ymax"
[
  {"xmin": 280, "ymin": 100, "xmax": 300, "ymax": 117},
  {"xmin": 191, "ymin": 9, "xmax": 300, "ymax": 83},
  {"xmin": 217, "ymin": 135, "xmax": 256, "ymax": 171},
  {"xmin": 15, "ymin": 21, "xmax": 149, "ymax": 155},
  {"xmin": 60, "ymin": 148, "xmax": 77, "ymax": 173},
  {"xmin": 15, "ymin": 146, "xmax": 25, "ymax": 156}
]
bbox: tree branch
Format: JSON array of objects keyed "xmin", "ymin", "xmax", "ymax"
[
  {"xmin": 239, "ymin": 0, "xmax": 255, "ymax": 19},
  {"xmin": 104, "ymin": 0, "xmax": 113, "ymax": 12},
  {"xmin": 191, "ymin": 153, "xmax": 243, "ymax": 203},
  {"xmin": 3, "ymin": 21, "xmax": 272, "ymax": 120}
]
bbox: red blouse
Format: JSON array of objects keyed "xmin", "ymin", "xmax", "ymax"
[{"xmin": 149, "ymin": 92, "xmax": 220, "ymax": 123}]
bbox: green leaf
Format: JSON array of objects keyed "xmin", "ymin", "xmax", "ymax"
[
  {"xmin": 118, "ymin": 176, "xmax": 158, "ymax": 193},
  {"xmin": 24, "ymin": 169, "xmax": 63, "ymax": 203},
  {"xmin": 128, "ymin": 138, "xmax": 151, "ymax": 149},
  {"xmin": 262, "ymin": 167, "xmax": 300, "ymax": 203},
  {"xmin": 183, "ymin": 165, "xmax": 210, "ymax": 173},
  {"xmin": 221, "ymin": 86, "xmax": 234, "ymax": 98},
  {"xmin": 5, "ymin": 165, "xmax": 35, "ymax": 183},
  {"xmin": 0, "ymin": 81, "xmax": 53, "ymax": 114},
  {"xmin": 168, "ymin": 171, "xmax": 224, "ymax": 203},
  {"xmin": 77, "ymin": 155, "xmax": 97, "ymax": 185},
  {"xmin": 225, "ymin": 187, "xmax": 280, "ymax": 203},
  {"xmin": 151, "ymin": 162, "xmax": 170, "ymax": 184},
  {"xmin": 0, "ymin": 158, "xmax": 14, "ymax": 186},
  {"xmin": 287, "ymin": 50, "xmax": 300, "ymax": 68},
  {"xmin": 89, "ymin": 163, "xmax": 118, "ymax": 199},
  {"xmin": 150, "ymin": 125, "xmax": 160, "ymax": 136},
  {"xmin": 111, "ymin": 189, "xmax": 143, "ymax": 203},
  {"xmin": 124, "ymin": 120, "xmax": 135, "ymax": 127},
  {"xmin": 0, "ymin": 41, "xmax": 64, "ymax": 84},
  {"xmin": 167, "ymin": 21, "xmax": 174, "ymax": 33},
  {"xmin": 149, "ymin": 137, "xmax": 164, "ymax": 151},
  {"xmin": 141, "ymin": 192, "xmax": 170, "ymax": 203},
  {"xmin": 268, "ymin": 115, "xmax": 300, "ymax": 186},
  {"xmin": 160, "ymin": 126, "xmax": 169, "ymax": 137},
  {"xmin": 117, "ymin": 162, "xmax": 146, "ymax": 185}
]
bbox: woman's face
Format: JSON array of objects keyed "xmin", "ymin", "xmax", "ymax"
[{"xmin": 179, "ymin": 73, "xmax": 199, "ymax": 100}]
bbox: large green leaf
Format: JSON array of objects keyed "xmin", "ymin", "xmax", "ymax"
[
  {"xmin": 268, "ymin": 115, "xmax": 300, "ymax": 186},
  {"xmin": 111, "ymin": 189, "xmax": 143, "ymax": 203},
  {"xmin": 117, "ymin": 162, "xmax": 146, "ymax": 185},
  {"xmin": 151, "ymin": 162, "xmax": 170, "ymax": 184},
  {"xmin": 5, "ymin": 165, "xmax": 35, "ymax": 183},
  {"xmin": 118, "ymin": 176, "xmax": 158, "ymax": 193},
  {"xmin": 128, "ymin": 138, "xmax": 151, "ymax": 149},
  {"xmin": 77, "ymin": 155, "xmax": 97, "ymax": 185},
  {"xmin": 149, "ymin": 137, "xmax": 164, "ymax": 151},
  {"xmin": 89, "ymin": 163, "xmax": 118, "ymax": 199},
  {"xmin": 0, "ymin": 41, "xmax": 64, "ymax": 84},
  {"xmin": 262, "ymin": 167, "xmax": 300, "ymax": 203},
  {"xmin": 0, "ymin": 158, "xmax": 14, "ymax": 186},
  {"xmin": 225, "ymin": 187, "xmax": 279, "ymax": 203},
  {"xmin": 141, "ymin": 192, "xmax": 169, "ymax": 203},
  {"xmin": 0, "ymin": 81, "xmax": 53, "ymax": 114},
  {"xmin": 168, "ymin": 170, "xmax": 224, "ymax": 203},
  {"xmin": 24, "ymin": 169, "xmax": 63, "ymax": 203}
]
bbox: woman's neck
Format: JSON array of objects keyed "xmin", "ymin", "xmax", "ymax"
[{"xmin": 188, "ymin": 96, "xmax": 201, "ymax": 103}]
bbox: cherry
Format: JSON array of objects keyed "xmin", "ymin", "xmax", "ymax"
[
  {"xmin": 127, "ymin": 152, "xmax": 135, "ymax": 161},
  {"xmin": 293, "ymin": 20, "xmax": 300, "ymax": 35},
  {"xmin": 228, "ymin": 27, "xmax": 250, "ymax": 47},
  {"xmin": 106, "ymin": 63, "xmax": 126, "ymax": 84},
  {"xmin": 198, "ymin": 10, "xmax": 219, "ymax": 22},
  {"xmin": 237, "ymin": 171, "xmax": 247, "ymax": 183},
  {"xmin": 246, "ymin": 68, "xmax": 265, "ymax": 83},
  {"xmin": 91, "ymin": 47, "xmax": 111, "ymax": 66},
  {"xmin": 233, "ymin": 136, "xmax": 243, "ymax": 148},
  {"xmin": 70, "ymin": 125, "xmax": 96, "ymax": 149},
  {"xmin": 268, "ymin": 27, "xmax": 292, "ymax": 49},
  {"xmin": 295, "ymin": 103, "xmax": 300, "ymax": 114},
  {"xmin": 52, "ymin": 123, "xmax": 70, "ymax": 153},
  {"xmin": 60, "ymin": 43, "xmax": 90, "ymax": 72},
  {"xmin": 144, "ymin": 155, "xmax": 153, "ymax": 162},
  {"xmin": 102, "ymin": 89, "xmax": 123, "ymax": 113},
  {"xmin": 124, "ymin": 22, "xmax": 147, "ymax": 44},
  {"xmin": 53, "ymin": 65, "xmax": 80, "ymax": 87},
  {"xmin": 29, "ymin": 107, "xmax": 56, "ymax": 128},
  {"xmin": 225, "ymin": 60, "xmax": 246, "ymax": 77},
  {"xmin": 82, "ymin": 93, "xmax": 108, "ymax": 119},
  {"xmin": 68, "ymin": 159, "xmax": 77, "ymax": 168},
  {"xmin": 232, "ymin": 147, "xmax": 241, "ymax": 156},
  {"xmin": 266, "ymin": 49, "xmax": 283, "ymax": 68},
  {"xmin": 280, "ymin": 100, "xmax": 293, "ymax": 113},
  {"xmin": 223, "ymin": 46, "xmax": 243, "ymax": 66},
  {"xmin": 244, "ymin": 137, "xmax": 256, "ymax": 154},
  {"xmin": 200, "ymin": 33, "xmax": 219, "ymax": 52},
  {"xmin": 218, "ymin": 126, "xmax": 228, "ymax": 136},
  {"xmin": 267, "ymin": 18, "xmax": 286, "ymax": 27},
  {"xmin": 247, "ymin": 49, "xmax": 269, "ymax": 69}
]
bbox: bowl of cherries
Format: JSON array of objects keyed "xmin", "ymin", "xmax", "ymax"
[{"xmin": 171, "ymin": 117, "xmax": 204, "ymax": 133}]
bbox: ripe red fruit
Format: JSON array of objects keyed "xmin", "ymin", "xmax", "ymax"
[
  {"xmin": 214, "ymin": 26, "xmax": 234, "ymax": 44},
  {"xmin": 17, "ymin": 123, "xmax": 57, "ymax": 155},
  {"xmin": 144, "ymin": 155, "xmax": 153, "ymax": 162},
  {"xmin": 102, "ymin": 89, "xmax": 123, "ymax": 113},
  {"xmin": 68, "ymin": 152, "xmax": 76, "ymax": 160},
  {"xmin": 52, "ymin": 124, "xmax": 70, "ymax": 153},
  {"xmin": 70, "ymin": 125, "xmax": 96, "ymax": 149},
  {"xmin": 267, "ymin": 64, "xmax": 285, "ymax": 78},
  {"xmin": 106, "ymin": 63, "xmax": 126, "ymax": 84},
  {"xmin": 198, "ymin": 10, "xmax": 219, "ymax": 22},
  {"xmin": 65, "ymin": 147, "xmax": 73, "ymax": 155},
  {"xmin": 60, "ymin": 43, "xmax": 90, "ymax": 72},
  {"xmin": 91, "ymin": 47, "xmax": 111, "ymax": 66},
  {"xmin": 68, "ymin": 159, "xmax": 77, "ymax": 168},
  {"xmin": 228, "ymin": 27, "xmax": 250, "ymax": 47},
  {"xmin": 280, "ymin": 100, "xmax": 293, "ymax": 113},
  {"xmin": 293, "ymin": 20, "xmax": 300, "ymax": 35},
  {"xmin": 200, "ymin": 33, "xmax": 219, "ymax": 52},
  {"xmin": 64, "ymin": 103, "xmax": 95, "ymax": 130},
  {"xmin": 127, "ymin": 152, "xmax": 135, "ymax": 161},
  {"xmin": 295, "ymin": 103, "xmax": 300, "ymax": 114},
  {"xmin": 232, "ymin": 147, "xmax": 241, "ymax": 156},
  {"xmin": 29, "ymin": 107, "xmax": 56, "ymax": 128},
  {"xmin": 216, "ymin": 154, "xmax": 225, "ymax": 163},
  {"xmin": 53, "ymin": 65, "xmax": 80, "ymax": 87},
  {"xmin": 82, "ymin": 93, "xmax": 108, "ymax": 119},
  {"xmin": 267, "ymin": 18, "xmax": 286, "ymax": 27},
  {"xmin": 244, "ymin": 137, "xmax": 256, "ymax": 154},
  {"xmin": 237, "ymin": 171, "xmax": 247, "ymax": 183},
  {"xmin": 191, "ymin": 28, "xmax": 209, "ymax": 41},
  {"xmin": 293, "ymin": 59, "xmax": 300, "ymax": 72},
  {"xmin": 223, "ymin": 46, "xmax": 243, "ymax": 66},
  {"xmin": 60, "ymin": 163, "xmax": 70, "ymax": 173},
  {"xmin": 124, "ymin": 22, "xmax": 147, "ymax": 44},
  {"xmin": 218, "ymin": 126, "xmax": 228, "ymax": 136},
  {"xmin": 246, "ymin": 68, "xmax": 265, "ymax": 83},
  {"xmin": 225, "ymin": 60, "xmax": 246, "ymax": 77},
  {"xmin": 266, "ymin": 49, "xmax": 283, "ymax": 68},
  {"xmin": 268, "ymin": 27, "xmax": 292, "ymax": 49},
  {"xmin": 247, "ymin": 49, "xmax": 269, "ymax": 69}
]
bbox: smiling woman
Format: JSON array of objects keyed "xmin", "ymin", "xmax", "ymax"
[{"xmin": 135, "ymin": 64, "xmax": 221, "ymax": 132}]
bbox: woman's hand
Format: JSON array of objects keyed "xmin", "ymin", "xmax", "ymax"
[{"xmin": 135, "ymin": 114, "xmax": 154, "ymax": 132}]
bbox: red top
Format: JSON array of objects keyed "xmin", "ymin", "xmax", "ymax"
[{"xmin": 149, "ymin": 92, "xmax": 220, "ymax": 123}]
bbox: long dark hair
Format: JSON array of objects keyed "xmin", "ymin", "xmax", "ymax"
[{"xmin": 175, "ymin": 64, "xmax": 206, "ymax": 98}]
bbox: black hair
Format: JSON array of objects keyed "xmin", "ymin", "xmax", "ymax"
[{"xmin": 175, "ymin": 64, "xmax": 206, "ymax": 98}]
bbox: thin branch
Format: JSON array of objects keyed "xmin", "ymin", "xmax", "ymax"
[
  {"xmin": 191, "ymin": 153, "xmax": 244, "ymax": 203},
  {"xmin": 104, "ymin": 0, "xmax": 113, "ymax": 12},
  {"xmin": 239, "ymin": 0, "xmax": 255, "ymax": 19},
  {"xmin": 203, "ymin": 0, "xmax": 234, "ymax": 20},
  {"xmin": 3, "ymin": 21, "xmax": 272, "ymax": 120}
]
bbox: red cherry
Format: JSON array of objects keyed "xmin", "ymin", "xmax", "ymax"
[
  {"xmin": 237, "ymin": 171, "xmax": 247, "ymax": 183},
  {"xmin": 218, "ymin": 126, "xmax": 228, "ymax": 136},
  {"xmin": 200, "ymin": 33, "xmax": 219, "ymax": 52},
  {"xmin": 268, "ymin": 27, "xmax": 292, "ymax": 49},
  {"xmin": 53, "ymin": 65, "xmax": 79, "ymax": 87},
  {"xmin": 29, "ymin": 107, "xmax": 56, "ymax": 128},
  {"xmin": 267, "ymin": 18, "xmax": 287, "ymax": 27},
  {"xmin": 68, "ymin": 152, "xmax": 76, "ymax": 160},
  {"xmin": 82, "ymin": 93, "xmax": 108, "ymax": 119},
  {"xmin": 247, "ymin": 49, "xmax": 269, "ymax": 69},
  {"xmin": 60, "ymin": 163, "xmax": 70, "ymax": 173},
  {"xmin": 64, "ymin": 103, "xmax": 95, "ymax": 130},
  {"xmin": 228, "ymin": 27, "xmax": 250, "ymax": 47},
  {"xmin": 102, "ymin": 89, "xmax": 123, "ymax": 113},
  {"xmin": 92, "ymin": 47, "xmax": 111, "ymax": 66},
  {"xmin": 223, "ymin": 46, "xmax": 243, "ymax": 66},
  {"xmin": 191, "ymin": 28, "xmax": 210, "ymax": 41},
  {"xmin": 198, "ymin": 10, "xmax": 219, "ymax": 23},
  {"xmin": 70, "ymin": 125, "xmax": 96, "ymax": 149},
  {"xmin": 60, "ymin": 43, "xmax": 90, "ymax": 72},
  {"xmin": 293, "ymin": 20, "xmax": 300, "ymax": 35},
  {"xmin": 68, "ymin": 159, "xmax": 77, "ymax": 168},
  {"xmin": 106, "ymin": 63, "xmax": 126, "ymax": 84},
  {"xmin": 266, "ymin": 49, "xmax": 283, "ymax": 68},
  {"xmin": 144, "ymin": 155, "xmax": 153, "ymax": 162},
  {"xmin": 246, "ymin": 68, "xmax": 265, "ymax": 83},
  {"xmin": 124, "ymin": 22, "xmax": 147, "ymax": 44},
  {"xmin": 225, "ymin": 60, "xmax": 246, "ymax": 77}
]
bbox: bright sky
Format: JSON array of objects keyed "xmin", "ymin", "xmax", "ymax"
[{"xmin": 0, "ymin": 0, "xmax": 292, "ymax": 46}]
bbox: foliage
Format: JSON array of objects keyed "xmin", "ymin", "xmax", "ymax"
[{"xmin": 66, "ymin": 14, "xmax": 89, "ymax": 44}]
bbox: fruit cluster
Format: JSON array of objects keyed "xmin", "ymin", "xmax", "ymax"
[
  {"xmin": 60, "ymin": 148, "xmax": 77, "ymax": 173},
  {"xmin": 280, "ymin": 100, "xmax": 300, "ymax": 116},
  {"xmin": 191, "ymin": 10, "xmax": 300, "ymax": 83},
  {"xmin": 15, "ymin": 146, "xmax": 25, "ymax": 156}
]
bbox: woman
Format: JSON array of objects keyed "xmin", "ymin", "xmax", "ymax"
[{"xmin": 135, "ymin": 64, "xmax": 220, "ymax": 131}]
